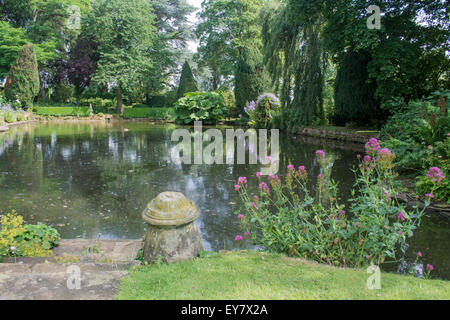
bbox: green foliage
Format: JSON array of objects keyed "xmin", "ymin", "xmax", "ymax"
[
  {"xmin": 245, "ymin": 93, "xmax": 280, "ymax": 129},
  {"xmin": 0, "ymin": 211, "xmax": 60, "ymax": 258},
  {"xmin": 146, "ymin": 95, "xmax": 168, "ymax": 108},
  {"xmin": 87, "ymin": 0, "xmax": 157, "ymax": 113},
  {"xmin": 52, "ymin": 84, "xmax": 74, "ymax": 103},
  {"xmin": 196, "ymin": 0, "xmax": 264, "ymax": 90},
  {"xmin": 235, "ymin": 141, "xmax": 426, "ymax": 268},
  {"xmin": 4, "ymin": 43, "xmax": 40, "ymax": 108},
  {"xmin": 177, "ymin": 61, "xmax": 198, "ymax": 99},
  {"xmin": 123, "ymin": 107, "xmax": 173, "ymax": 120},
  {"xmin": 332, "ymin": 50, "xmax": 382, "ymax": 127},
  {"xmin": 380, "ymin": 93, "xmax": 449, "ymax": 172},
  {"xmin": 234, "ymin": 46, "xmax": 266, "ymax": 115},
  {"xmin": 416, "ymin": 175, "xmax": 449, "ymax": 204},
  {"xmin": 216, "ymin": 86, "xmax": 236, "ymax": 118},
  {"xmin": 0, "ymin": 21, "xmax": 29, "ymax": 78},
  {"xmin": 133, "ymin": 104, "xmax": 151, "ymax": 109},
  {"xmin": 173, "ymin": 92, "xmax": 226, "ymax": 125},
  {"xmin": 35, "ymin": 106, "xmax": 91, "ymax": 117},
  {"xmin": 1, "ymin": 111, "xmax": 17, "ymax": 123}
]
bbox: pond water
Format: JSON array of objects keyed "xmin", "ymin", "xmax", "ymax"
[{"xmin": 0, "ymin": 122, "xmax": 448, "ymax": 279}]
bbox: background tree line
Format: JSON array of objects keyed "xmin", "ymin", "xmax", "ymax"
[{"xmin": 1, "ymin": 0, "xmax": 448, "ymax": 130}]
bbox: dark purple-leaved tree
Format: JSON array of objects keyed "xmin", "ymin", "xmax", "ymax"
[{"xmin": 67, "ymin": 37, "xmax": 99, "ymax": 103}]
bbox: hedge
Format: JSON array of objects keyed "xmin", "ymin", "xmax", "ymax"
[
  {"xmin": 36, "ymin": 107, "xmax": 91, "ymax": 117},
  {"xmin": 123, "ymin": 107, "xmax": 173, "ymax": 119}
]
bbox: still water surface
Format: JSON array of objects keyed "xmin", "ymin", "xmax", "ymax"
[{"xmin": 0, "ymin": 122, "xmax": 448, "ymax": 279}]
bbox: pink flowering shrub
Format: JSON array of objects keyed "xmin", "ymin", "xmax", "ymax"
[
  {"xmin": 416, "ymin": 166, "xmax": 449, "ymax": 203},
  {"xmin": 234, "ymin": 139, "xmax": 427, "ymax": 268}
]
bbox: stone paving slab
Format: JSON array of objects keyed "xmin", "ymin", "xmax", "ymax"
[{"xmin": 0, "ymin": 239, "xmax": 142, "ymax": 300}]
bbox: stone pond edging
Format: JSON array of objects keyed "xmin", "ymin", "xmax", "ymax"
[{"xmin": 297, "ymin": 127, "xmax": 378, "ymax": 144}]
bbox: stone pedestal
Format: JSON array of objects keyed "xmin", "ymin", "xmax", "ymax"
[{"xmin": 142, "ymin": 192, "xmax": 203, "ymax": 263}]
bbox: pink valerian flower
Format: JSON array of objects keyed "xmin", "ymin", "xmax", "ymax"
[
  {"xmin": 425, "ymin": 193, "xmax": 434, "ymax": 199},
  {"xmin": 357, "ymin": 154, "xmax": 361, "ymax": 159},
  {"xmin": 427, "ymin": 264, "xmax": 434, "ymax": 271},
  {"xmin": 428, "ymin": 145, "xmax": 433, "ymax": 150},
  {"xmin": 427, "ymin": 167, "xmax": 445, "ymax": 184},
  {"xmin": 315, "ymin": 150, "xmax": 326, "ymax": 163},
  {"xmin": 397, "ymin": 231, "xmax": 403, "ymax": 235},
  {"xmin": 378, "ymin": 148, "xmax": 392, "ymax": 156},
  {"xmin": 256, "ymin": 172, "xmax": 262, "ymax": 178},
  {"xmin": 268, "ymin": 174, "xmax": 281, "ymax": 185},
  {"xmin": 234, "ymin": 235, "xmax": 243, "ymax": 241},
  {"xmin": 297, "ymin": 166, "xmax": 308, "ymax": 181},
  {"xmin": 250, "ymin": 202, "xmax": 257, "ymax": 210},
  {"xmin": 355, "ymin": 222, "xmax": 362, "ymax": 228},
  {"xmin": 237, "ymin": 214, "xmax": 244, "ymax": 220},
  {"xmin": 253, "ymin": 195, "xmax": 259, "ymax": 201},
  {"xmin": 287, "ymin": 164, "xmax": 295, "ymax": 172},
  {"xmin": 365, "ymin": 138, "xmax": 381, "ymax": 154},
  {"xmin": 244, "ymin": 232, "xmax": 251, "ymax": 237},
  {"xmin": 259, "ymin": 182, "xmax": 270, "ymax": 194},
  {"xmin": 395, "ymin": 212, "xmax": 406, "ymax": 222},
  {"xmin": 417, "ymin": 251, "xmax": 422, "ymax": 257},
  {"xmin": 234, "ymin": 185, "xmax": 241, "ymax": 191},
  {"xmin": 237, "ymin": 176, "xmax": 248, "ymax": 185}
]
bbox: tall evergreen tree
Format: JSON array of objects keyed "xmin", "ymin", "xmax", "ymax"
[
  {"xmin": 4, "ymin": 43, "xmax": 40, "ymax": 108},
  {"xmin": 177, "ymin": 61, "xmax": 198, "ymax": 99},
  {"xmin": 234, "ymin": 46, "xmax": 265, "ymax": 115}
]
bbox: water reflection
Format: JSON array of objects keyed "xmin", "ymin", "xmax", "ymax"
[{"xmin": 0, "ymin": 122, "xmax": 448, "ymax": 279}]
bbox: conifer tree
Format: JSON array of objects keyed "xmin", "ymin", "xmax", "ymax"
[
  {"xmin": 177, "ymin": 61, "xmax": 198, "ymax": 99},
  {"xmin": 5, "ymin": 43, "xmax": 40, "ymax": 108}
]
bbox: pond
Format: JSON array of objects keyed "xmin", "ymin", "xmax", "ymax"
[{"xmin": 0, "ymin": 121, "xmax": 448, "ymax": 279}]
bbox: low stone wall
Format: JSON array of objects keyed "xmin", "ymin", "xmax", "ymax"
[{"xmin": 297, "ymin": 127, "xmax": 377, "ymax": 144}]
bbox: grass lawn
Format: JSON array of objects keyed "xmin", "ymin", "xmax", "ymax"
[{"xmin": 116, "ymin": 251, "xmax": 450, "ymax": 300}]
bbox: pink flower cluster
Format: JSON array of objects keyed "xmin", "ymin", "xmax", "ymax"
[
  {"xmin": 365, "ymin": 138, "xmax": 381, "ymax": 154},
  {"xmin": 395, "ymin": 212, "xmax": 406, "ymax": 222},
  {"xmin": 427, "ymin": 167, "xmax": 445, "ymax": 184},
  {"xmin": 259, "ymin": 181, "xmax": 270, "ymax": 194},
  {"xmin": 315, "ymin": 150, "xmax": 326, "ymax": 162},
  {"xmin": 268, "ymin": 174, "xmax": 281, "ymax": 185}
]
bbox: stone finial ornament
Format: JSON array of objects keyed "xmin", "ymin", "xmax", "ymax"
[{"xmin": 142, "ymin": 192, "xmax": 203, "ymax": 263}]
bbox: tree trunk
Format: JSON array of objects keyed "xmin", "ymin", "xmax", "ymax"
[{"xmin": 117, "ymin": 81, "xmax": 123, "ymax": 114}]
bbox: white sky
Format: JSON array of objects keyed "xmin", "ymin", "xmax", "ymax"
[{"xmin": 186, "ymin": 0, "xmax": 202, "ymax": 52}]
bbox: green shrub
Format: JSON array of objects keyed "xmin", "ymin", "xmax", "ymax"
[
  {"xmin": 147, "ymin": 95, "xmax": 168, "ymax": 108},
  {"xmin": 35, "ymin": 106, "xmax": 90, "ymax": 117},
  {"xmin": 380, "ymin": 92, "xmax": 449, "ymax": 173},
  {"xmin": 173, "ymin": 91, "xmax": 226, "ymax": 125},
  {"xmin": 216, "ymin": 87, "xmax": 236, "ymax": 118},
  {"xmin": 52, "ymin": 84, "xmax": 74, "ymax": 103},
  {"xmin": 123, "ymin": 107, "xmax": 173, "ymax": 119},
  {"xmin": 3, "ymin": 111, "xmax": 17, "ymax": 123},
  {"xmin": 235, "ymin": 139, "xmax": 427, "ymax": 268},
  {"xmin": 0, "ymin": 211, "xmax": 60, "ymax": 258}
]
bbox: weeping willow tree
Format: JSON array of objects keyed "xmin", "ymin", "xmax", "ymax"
[{"xmin": 261, "ymin": 0, "xmax": 326, "ymax": 131}]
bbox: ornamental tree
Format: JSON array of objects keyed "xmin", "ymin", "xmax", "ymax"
[{"xmin": 4, "ymin": 43, "xmax": 40, "ymax": 108}]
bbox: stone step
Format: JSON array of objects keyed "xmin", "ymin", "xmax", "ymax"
[
  {"xmin": 0, "ymin": 270, "xmax": 128, "ymax": 300},
  {"xmin": 0, "ymin": 261, "xmax": 140, "ymax": 273},
  {"xmin": 0, "ymin": 239, "xmax": 142, "ymax": 300},
  {"xmin": 2, "ymin": 239, "xmax": 142, "ymax": 265}
]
